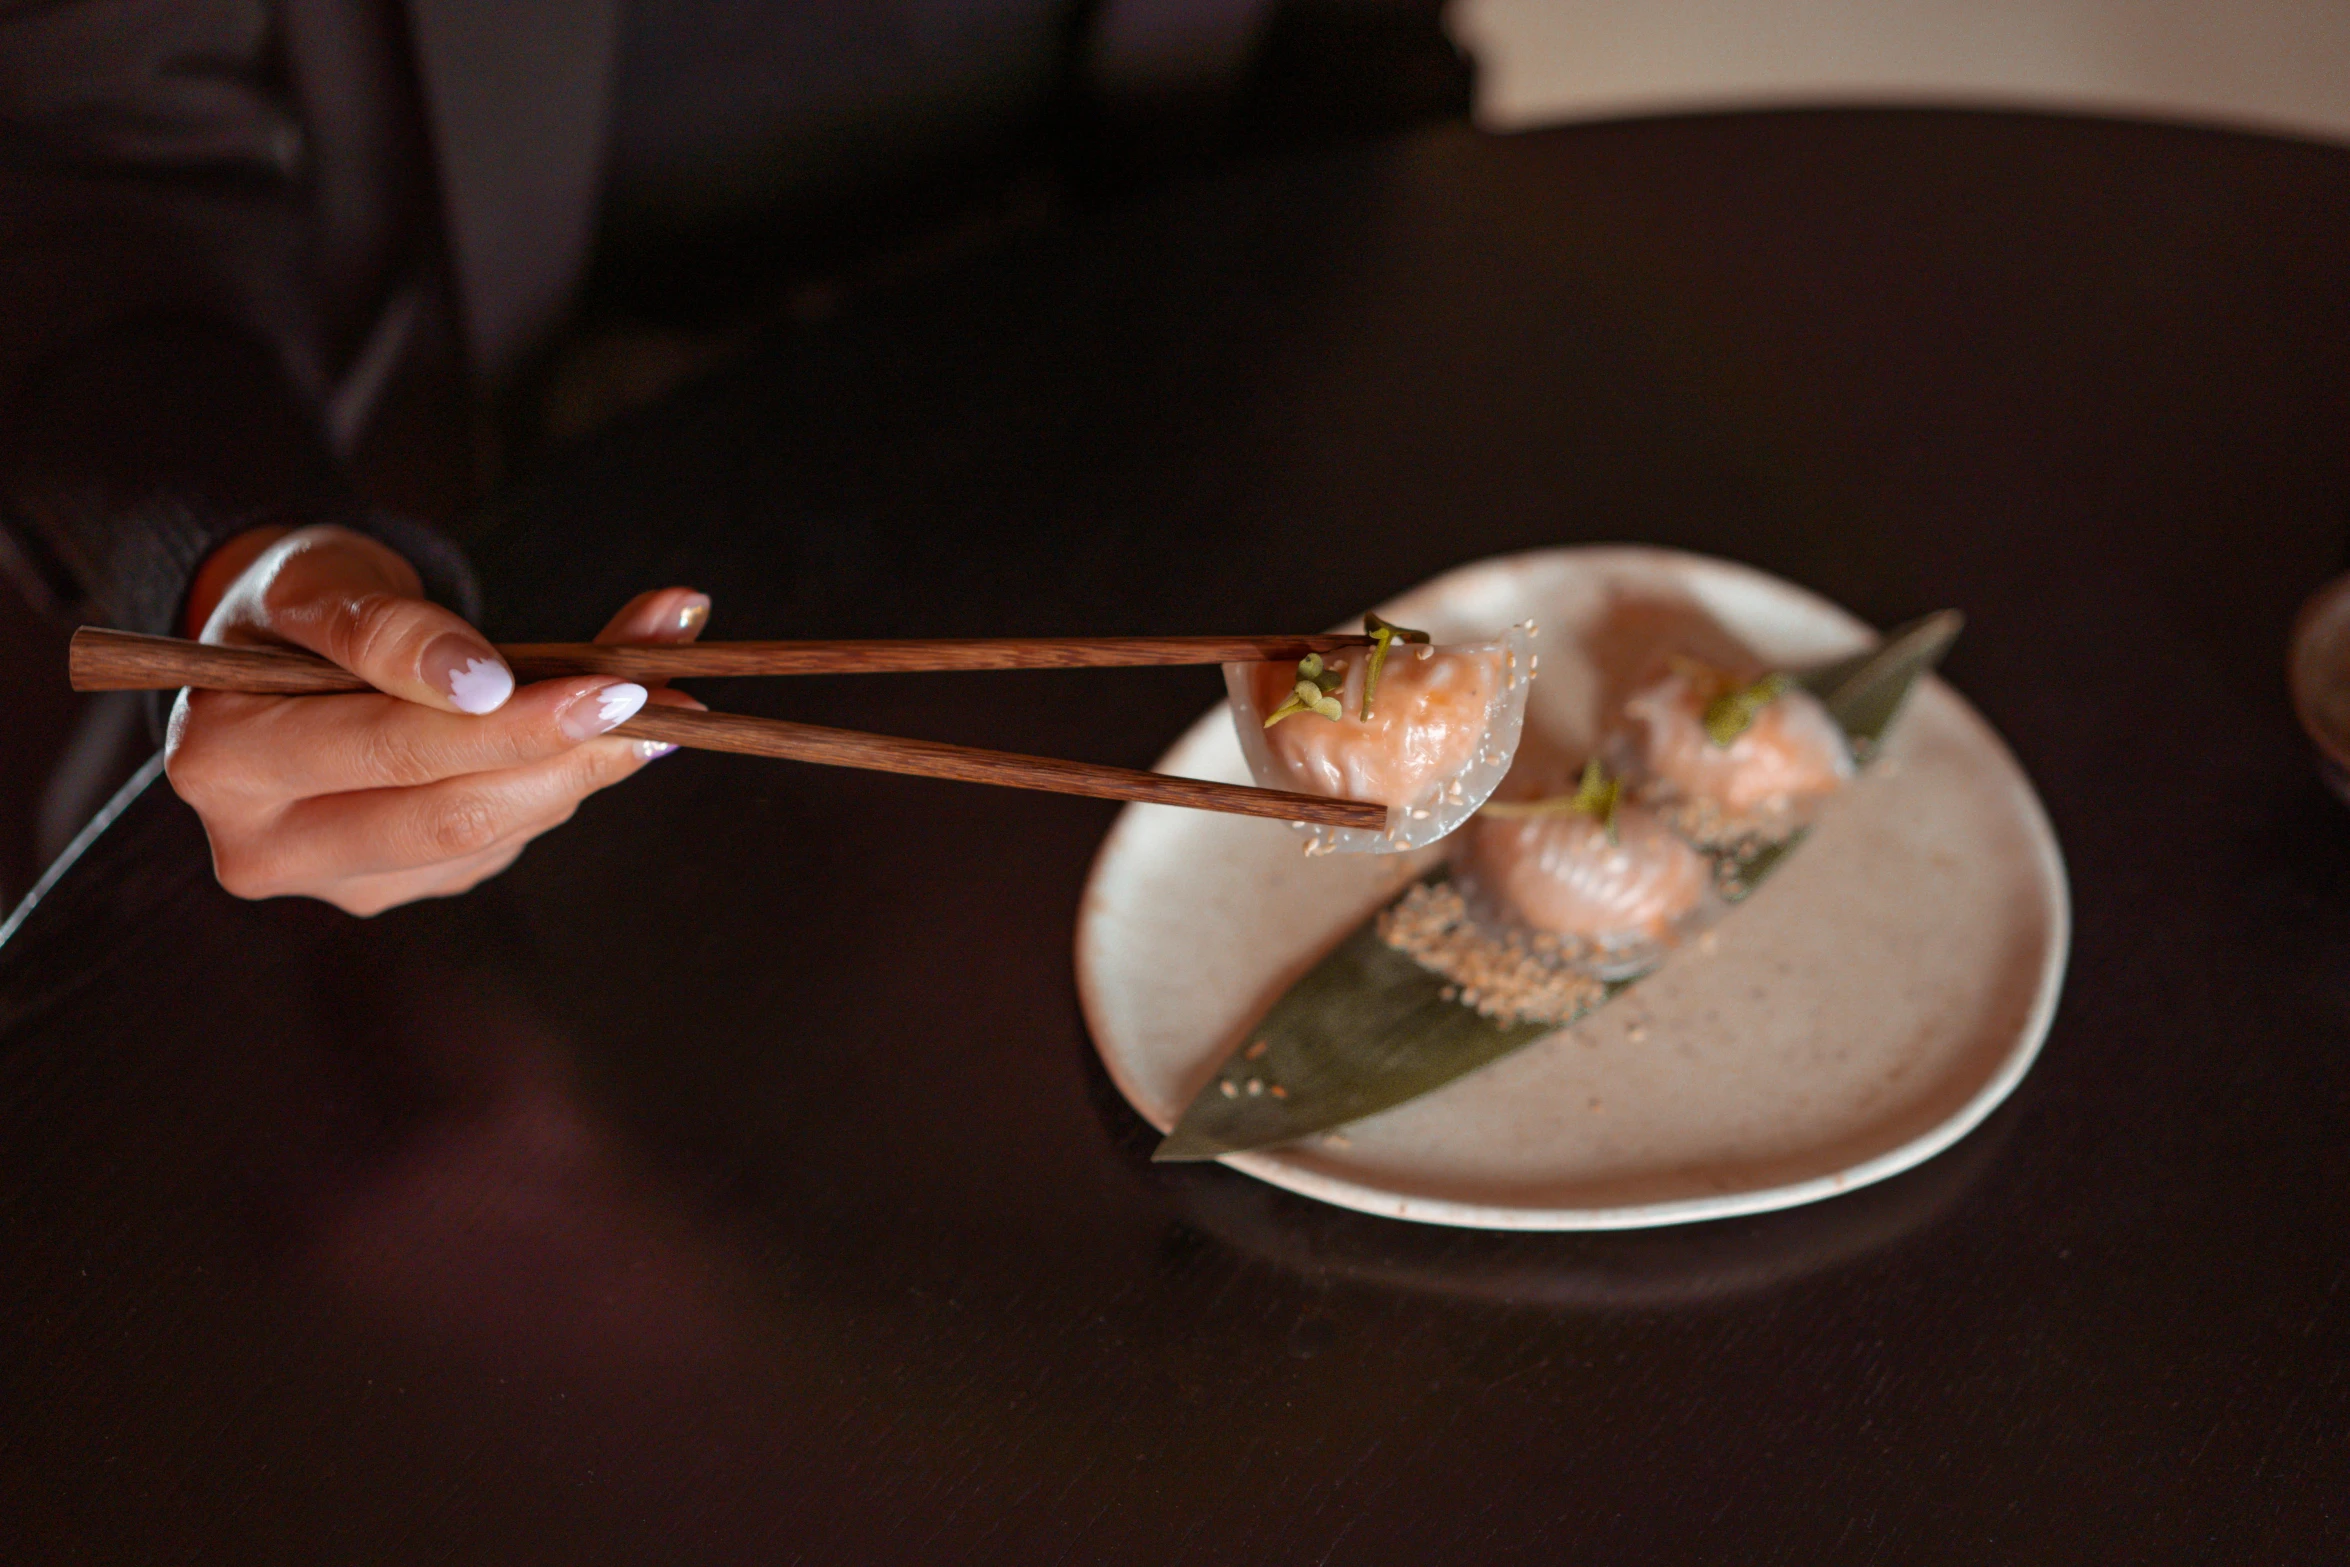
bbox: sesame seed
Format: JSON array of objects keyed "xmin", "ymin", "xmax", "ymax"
[
  {"xmin": 1245, "ymin": 1039, "xmax": 1268, "ymax": 1060},
  {"xmin": 1375, "ymin": 882, "xmax": 1605, "ymax": 1026},
  {"xmin": 1246, "ymin": 1078, "xmax": 1264, "ymax": 1096},
  {"xmin": 1660, "ymin": 793, "xmax": 1808, "ymax": 856},
  {"xmin": 1269, "ymin": 1085, "xmax": 1288, "ymax": 1099},
  {"xmin": 1220, "ymin": 1080, "xmax": 1237, "ymax": 1098}
]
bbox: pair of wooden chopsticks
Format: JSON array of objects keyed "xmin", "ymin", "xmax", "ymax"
[{"xmin": 70, "ymin": 627, "xmax": 1388, "ymax": 830}]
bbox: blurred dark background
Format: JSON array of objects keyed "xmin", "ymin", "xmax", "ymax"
[
  {"xmin": 0, "ymin": 0, "xmax": 1472, "ymax": 911},
  {"xmin": 8, "ymin": 0, "xmax": 2348, "ymax": 910}
]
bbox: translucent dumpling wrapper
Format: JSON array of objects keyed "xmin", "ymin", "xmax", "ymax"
[
  {"xmin": 1612, "ymin": 661, "xmax": 1854, "ymax": 842},
  {"xmin": 1224, "ymin": 623, "xmax": 1534, "ymax": 854},
  {"xmin": 1158, "ymin": 609, "xmax": 1965, "ymax": 1162},
  {"xmin": 1455, "ymin": 799, "xmax": 1720, "ymax": 981}
]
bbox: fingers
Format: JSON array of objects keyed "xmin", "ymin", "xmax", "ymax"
[
  {"xmin": 589, "ymin": 584, "xmax": 709, "ymax": 757},
  {"xmin": 197, "ymin": 689, "xmax": 706, "ymax": 905},
  {"xmin": 229, "ymin": 526, "xmax": 517, "ymax": 714},
  {"xmin": 171, "ymin": 546, "xmax": 720, "ymax": 913},
  {"xmin": 213, "ymin": 673, "xmax": 709, "ymax": 896},
  {"xmin": 172, "ymin": 585, "xmax": 713, "ymax": 800},
  {"xmin": 220, "ymin": 733, "xmax": 656, "ymax": 894},
  {"xmin": 171, "ymin": 673, "xmax": 653, "ymax": 802},
  {"xmin": 630, "ymin": 683, "xmax": 705, "ymax": 760},
  {"xmin": 597, "ymin": 587, "xmax": 710, "ymax": 650},
  {"xmin": 317, "ymin": 841, "xmax": 529, "ymax": 918},
  {"xmin": 190, "ymin": 700, "xmax": 705, "ymax": 907}
]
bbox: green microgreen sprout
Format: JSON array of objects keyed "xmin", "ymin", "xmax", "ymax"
[
  {"xmin": 1262, "ymin": 652, "xmax": 1347, "ymax": 728},
  {"xmin": 1568, "ymin": 757, "xmax": 1622, "ymax": 841},
  {"xmin": 1475, "ymin": 758, "xmax": 1621, "ymax": 843},
  {"xmin": 1701, "ymin": 671, "xmax": 1790, "ymax": 747},
  {"xmin": 1360, "ymin": 612, "xmax": 1433, "ymax": 719}
]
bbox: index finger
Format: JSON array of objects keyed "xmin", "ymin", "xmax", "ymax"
[{"xmin": 173, "ymin": 672, "xmax": 652, "ymax": 803}]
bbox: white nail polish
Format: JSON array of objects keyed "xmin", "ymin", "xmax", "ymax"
[
  {"xmin": 447, "ymin": 656, "xmax": 514, "ymax": 715},
  {"xmin": 561, "ymin": 681, "xmax": 648, "ymax": 741},
  {"xmin": 598, "ymin": 683, "xmax": 648, "ymax": 727}
]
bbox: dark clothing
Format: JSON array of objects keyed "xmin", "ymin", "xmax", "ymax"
[
  {"xmin": 0, "ymin": 0, "xmax": 1466, "ymax": 908},
  {"xmin": 0, "ymin": 0, "xmax": 1463, "ymax": 637},
  {"xmin": 0, "ymin": 0, "xmax": 455, "ymax": 634}
]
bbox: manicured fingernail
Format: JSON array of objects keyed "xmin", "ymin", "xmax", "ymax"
[
  {"xmin": 636, "ymin": 739, "xmax": 679, "ymax": 760},
  {"xmin": 560, "ymin": 681, "xmax": 648, "ymax": 741},
  {"xmin": 426, "ymin": 635, "xmax": 513, "ymax": 714},
  {"xmin": 674, "ymin": 594, "xmax": 710, "ymax": 636}
]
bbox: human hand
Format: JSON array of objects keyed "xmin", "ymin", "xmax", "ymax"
[{"xmin": 164, "ymin": 523, "xmax": 707, "ymax": 914}]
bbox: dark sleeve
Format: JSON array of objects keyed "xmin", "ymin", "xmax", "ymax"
[
  {"xmin": 0, "ymin": 0, "xmax": 476, "ymax": 635},
  {"xmin": 0, "ymin": 314, "xmax": 476, "ymax": 635}
]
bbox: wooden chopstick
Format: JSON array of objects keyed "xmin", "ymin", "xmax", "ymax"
[
  {"xmin": 67, "ymin": 628, "xmax": 1389, "ymax": 831},
  {"xmin": 69, "ymin": 627, "xmax": 1374, "ymax": 693},
  {"xmin": 616, "ymin": 708, "xmax": 1385, "ymax": 828}
]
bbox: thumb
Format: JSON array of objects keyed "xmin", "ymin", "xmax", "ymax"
[{"xmin": 240, "ymin": 525, "xmax": 515, "ymax": 714}]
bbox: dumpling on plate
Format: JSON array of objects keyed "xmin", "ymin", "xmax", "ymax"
[
  {"xmin": 1226, "ymin": 618, "xmax": 1533, "ymax": 853},
  {"xmin": 1373, "ymin": 757, "xmax": 1713, "ymax": 1014},
  {"xmin": 1615, "ymin": 659, "xmax": 1851, "ymax": 838},
  {"xmin": 1459, "ymin": 797, "xmax": 1714, "ymax": 979}
]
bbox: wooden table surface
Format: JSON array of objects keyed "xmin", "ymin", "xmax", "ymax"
[{"xmin": 5, "ymin": 110, "xmax": 2348, "ymax": 1562}]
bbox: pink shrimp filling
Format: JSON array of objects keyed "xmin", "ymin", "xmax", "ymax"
[
  {"xmin": 1463, "ymin": 807, "xmax": 1709, "ymax": 944},
  {"xmin": 1623, "ymin": 669, "xmax": 1851, "ymax": 813},
  {"xmin": 1249, "ymin": 648, "xmax": 1499, "ymax": 808}
]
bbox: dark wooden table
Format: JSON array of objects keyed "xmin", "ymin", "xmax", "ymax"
[{"xmin": 6, "ymin": 110, "xmax": 2349, "ymax": 1562}]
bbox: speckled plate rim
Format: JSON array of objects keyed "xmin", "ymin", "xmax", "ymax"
[{"xmin": 1076, "ymin": 546, "xmax": 2070, "ymax": 1230}]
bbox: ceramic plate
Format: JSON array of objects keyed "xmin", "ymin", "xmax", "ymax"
[{"xmin": 1076, "ymin": 547, "xmax": 2069, "ymax": 1229}]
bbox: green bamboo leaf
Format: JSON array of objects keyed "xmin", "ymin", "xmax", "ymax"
[
  {"xmin": 1155, "ymin": 911, "xmax": 1631, "ymax": 1161},
  {"xmin": 1154, "ymin": 609, "xmax": 1961, "ymax": 1163},
  {"xmin": 1794, "ymin": 610, "xmax": 1963, "ymax": 756}
]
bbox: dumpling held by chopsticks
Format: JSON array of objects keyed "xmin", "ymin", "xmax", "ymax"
[{"xmin": 1225, "ymin": 615, "xmax": 1534, "ymax": 853}]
